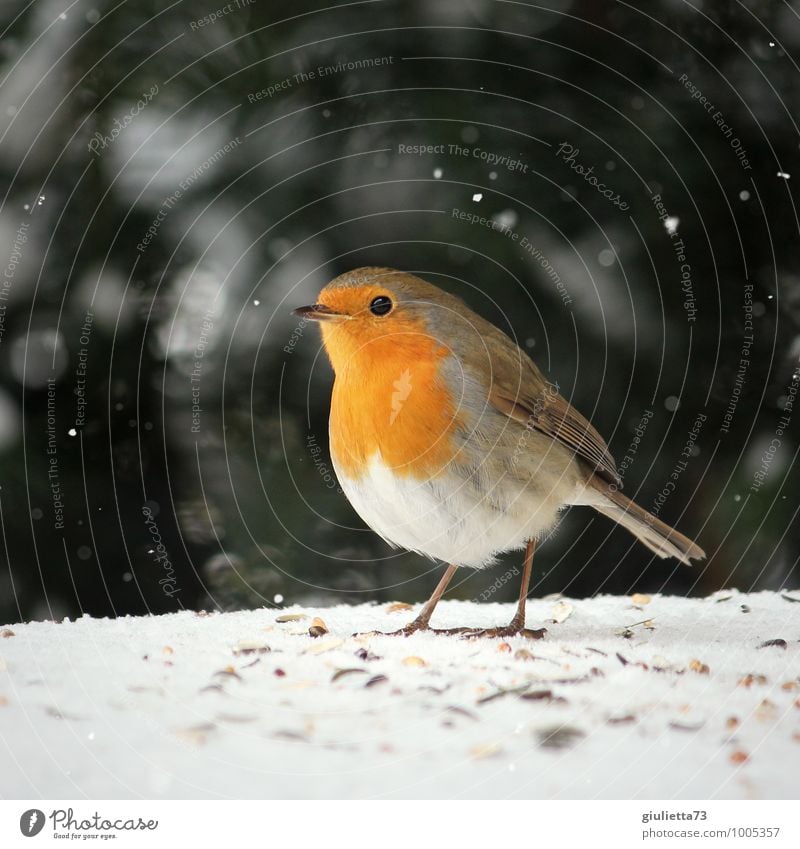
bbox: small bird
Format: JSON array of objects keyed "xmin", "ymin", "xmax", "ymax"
[{"xmin": 295, "ymin": 267, "xmax": 705, "ymax": 637}]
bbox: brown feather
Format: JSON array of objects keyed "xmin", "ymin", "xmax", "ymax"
[
  {"xmin": 586, "ymin": 474, "xmax": 705, "ymax": 564},
  {"xmin": 452, "ymin": 309, "xmax": 621, "ymax": 486},
  {"xmin": 489, "ymin": 382, "xmax": 621, "ymax": 486}
]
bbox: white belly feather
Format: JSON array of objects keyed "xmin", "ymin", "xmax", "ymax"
[{"xmin": 334, "ymin": 452, "xmax": 569, "ymax": 569}]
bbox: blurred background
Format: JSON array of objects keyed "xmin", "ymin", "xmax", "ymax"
[{"xmin": 1, "ymin": 0, "xmax": 798, "ymax": 624}]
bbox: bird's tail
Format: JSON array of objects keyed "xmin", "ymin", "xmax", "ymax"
[{"xmin": 584, "ymin": 475, "xmax": 705, "ymax": 565}]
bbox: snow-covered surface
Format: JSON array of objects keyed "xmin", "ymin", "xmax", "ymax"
[{"xmin": 1, "ymin": 591, "xmax": 798, "ymax": 799}]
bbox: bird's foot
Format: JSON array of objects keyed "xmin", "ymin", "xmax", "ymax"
[
  {"xmin": 461, "ymin": 622, "xmax": 547, "ymax": 640},
  {"xmin": 354, "ymin": 620, "xmax": 474, "ymax": 637},
  {"xmin": 382, "ymin": 620, "xmax": 431, "ymax": 637}
]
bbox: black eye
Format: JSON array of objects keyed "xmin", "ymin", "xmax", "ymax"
[{"xmin": 369, "ymin": 295, "xmax": 393, "ymax": 316}]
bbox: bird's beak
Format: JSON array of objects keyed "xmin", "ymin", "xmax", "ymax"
[{"xmin": 292, "ymin": 304, "xmax": 350, "ymax": 322}]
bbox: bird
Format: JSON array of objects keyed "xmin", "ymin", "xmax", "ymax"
[{"xmin": 294, "ymin": 267, "xmax": 705, "ymax": 637}]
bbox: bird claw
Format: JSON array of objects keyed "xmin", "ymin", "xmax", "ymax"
[
  {"xmin": 460, "ymin": 625, "xmax": 547, "ymax": 641},
  {"xmin": 354, "ymin": 616, "xmax": 546, "ymax": 639},
  {"xmin": 353, "ymin": 622, "xmax": 475, "ymax": 637}
]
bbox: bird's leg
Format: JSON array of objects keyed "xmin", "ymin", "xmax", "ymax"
[
  {"xmin": 463, "ymin": 539, "xmax": 547, "ymax": 640},
  {"xmin": 399, "ymin": 563, "xmax": 459, "ymax": 633},
  {"xmin": 508, "ymin": 537, "xmax": 537, "ymax": 632},
  {"xmin": 357, "ymin": 563, "xmax": 469, "ymax": 636}
]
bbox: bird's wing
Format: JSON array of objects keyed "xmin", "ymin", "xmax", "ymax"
[{"xmin": 483, "ymin": 334, "xmax": 622, "ymax": 487}]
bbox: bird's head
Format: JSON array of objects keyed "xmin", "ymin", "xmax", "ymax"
[{"xmin": 294, "ymin": 267, "xmax": 464, "ymax": 374}]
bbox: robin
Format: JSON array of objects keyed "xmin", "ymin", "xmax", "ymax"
[{"xmin": 295, "ymin": 267, "xmax": 705, "ymax": 637}]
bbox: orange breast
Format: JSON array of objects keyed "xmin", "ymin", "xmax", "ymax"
[{"xmin": 327, "ymin": 333, "xmax": 461, "ymax": 481}]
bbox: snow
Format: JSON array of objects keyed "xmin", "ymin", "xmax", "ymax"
[
  {"xmin": 1, "ymin": 591, "xmax": 798, "ymax": 799},
  {"xmin": 663, "ymin": 215, "xmax": 680, "ymax": 235}
]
